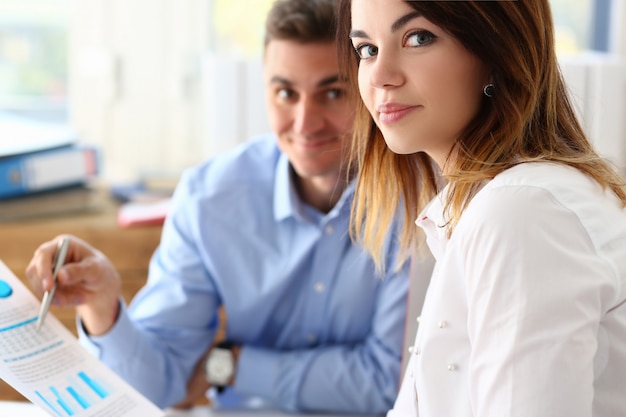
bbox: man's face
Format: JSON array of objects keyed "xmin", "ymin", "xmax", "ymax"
[{"xmin": 264, "ymin": 40, "xmax": 354, "ymax": 181}]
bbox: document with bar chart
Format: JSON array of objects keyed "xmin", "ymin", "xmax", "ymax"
[{"xmin": 0, "ymin": 259, "xmax": 164, "ymax": 417}]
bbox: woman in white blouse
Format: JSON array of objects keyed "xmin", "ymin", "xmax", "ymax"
[{"xmin": 337, "ymin": 0, "xmax": 626, "ymax": 416}]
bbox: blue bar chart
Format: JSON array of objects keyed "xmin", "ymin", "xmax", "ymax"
[
  {"xmin": 35, "ymin": 371, "xmax": 112, "ymax": 417},
  {"xmin": 0, "ymin": 260, "xmax": 164, "ymax": 416}
]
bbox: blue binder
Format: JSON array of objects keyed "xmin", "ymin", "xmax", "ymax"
[{"xmin": 0, "ymin": 145, "xmax": 100, "ymax": 199}]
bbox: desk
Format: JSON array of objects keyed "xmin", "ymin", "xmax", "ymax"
[
  {"xmin": 0, "ymin": 193, "xmax": 162, "ymax": 401},
  {"xmin": 0, "ymin": 402, "xmax": 200, "ymax": 417},
  {"xmin": 0, "ymin": 402, "xmax": 375, "ymax": 417}
]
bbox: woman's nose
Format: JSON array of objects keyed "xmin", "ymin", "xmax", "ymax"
[{"xmin": 369, "ymin": 50, "xmax": 404, "ymax": 89}]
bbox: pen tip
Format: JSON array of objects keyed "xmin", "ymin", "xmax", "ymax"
[{"xmin": 35, "ymin": 318, "xmax": 42, "ymax": 332}]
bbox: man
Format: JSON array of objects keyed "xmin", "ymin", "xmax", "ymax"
[{"xmin": 26, "ymin": 0, "xmax": 409, "ymax": 413}]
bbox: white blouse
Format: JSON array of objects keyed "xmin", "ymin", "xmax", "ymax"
[{"xmin": 389, "ymin": 162, "xmax": 626, "ymax": 417}]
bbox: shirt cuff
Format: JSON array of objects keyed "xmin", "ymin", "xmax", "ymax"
[
  {"xmin": 234, "ymin": 346, "xmax": 282, "ymax": 400},
  {"xmin": 76, "ymin": 301, "xmax": 137, "ymax": 368}
]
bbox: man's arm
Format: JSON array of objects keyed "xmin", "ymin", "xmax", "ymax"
[
  {"xmin": 235, "ymin": 261, "xmax": 409, "ymax": 414},
  {"xmin": 77, "ymin": 177, "xmax": 223, "ymax": 409},
  {"xmin": 77, "ymin": 295, "xmax": 217, "ymax": 408},
  {"xmin": 175, "ymin": 261, "xmax": 409, "ymax": 414}
]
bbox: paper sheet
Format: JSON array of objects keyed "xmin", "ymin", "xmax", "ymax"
[{"xmin": 0, "ymin": 259, "xmax": 164, "ymax": 417}]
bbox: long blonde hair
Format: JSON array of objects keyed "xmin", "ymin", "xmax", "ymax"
[{"xmin": 336, "ymin": 0, "xmax": 626, "ymax": 271}]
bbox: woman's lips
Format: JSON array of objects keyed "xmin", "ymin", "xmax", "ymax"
[{"xmin": 377, "ymin": 103, "xmax": 421, "ymax": 125}]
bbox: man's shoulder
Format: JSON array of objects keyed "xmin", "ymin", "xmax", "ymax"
[{"xmin": 182, "ymin": 134, "xmax": 281, "ymax": 192}]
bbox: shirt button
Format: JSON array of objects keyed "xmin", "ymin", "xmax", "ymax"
[
  {"xmin": 408, "ymin": 345, "xmax": 420, "ymax": 355},
  {"xmin": 314, "ymin": 282, "xmax": 325, "ymax": 293},
  {"xmin": 447, "ymin": 364, "xmax": 458, "ymax": 371},
  {"xmin": 438, "ymin": 320, "xmax": 447, "ymax": 328},
  {"xmin": 307, "ymin": 334, "xmax": 317, "ymax": 344},
  {"xmin": 416, "ymin": 316, "xmax": 421, "ymax": 323},
  {"xmin": 324, "ymin": 225, "xmax": 334, "ymax": 234}
]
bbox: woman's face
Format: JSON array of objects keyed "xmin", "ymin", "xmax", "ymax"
[{"xmin": 350, "ymin": 0, "xmax": 489, "ymax": 168}]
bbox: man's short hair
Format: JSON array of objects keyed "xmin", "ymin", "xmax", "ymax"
[{"xmin": 264, "ymin": 0, "xmax": 337, "ymax": 46}]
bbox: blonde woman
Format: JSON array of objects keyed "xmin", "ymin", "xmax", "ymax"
[{"xmin": 337, "ymin": 0, "xmax": 626, "ymax": 415}]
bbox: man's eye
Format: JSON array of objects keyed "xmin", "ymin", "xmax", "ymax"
[
  {"xmin": 354, "ymin": 43, "xmax": 378, "ymax": 59},
  {"xmin": 327, "ymin": 89, "xmax": 345, "ymax": 100},
  {"xmin": 277, "ymin": 88, "xmax": 294, "ymax": 99}
]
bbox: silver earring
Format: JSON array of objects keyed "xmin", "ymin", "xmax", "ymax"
[{"xmin": 483, "ymin": 83, "xmax": 495, "ymax": 98}]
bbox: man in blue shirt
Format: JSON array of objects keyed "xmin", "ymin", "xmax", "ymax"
[{"xmin": 26, "ymin": 0, "xmax": 410, "ymax": 413}]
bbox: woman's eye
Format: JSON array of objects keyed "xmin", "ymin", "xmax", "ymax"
[
  {"xmin": 405, "ymin": 30, "xmax": 436, "ymax": 47},
  {"xmin": 354, "ymin": 43, "xmax": 378, "ymax": 59}
]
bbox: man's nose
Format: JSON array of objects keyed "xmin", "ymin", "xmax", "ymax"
[{"xmin": 293, "ymin": 97, "xmax": 324, "ymax": 134}]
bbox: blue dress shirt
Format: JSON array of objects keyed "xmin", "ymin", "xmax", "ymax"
[{"xmin": 79, "ymin": 135, "xmax": 409, "ymax": 413}]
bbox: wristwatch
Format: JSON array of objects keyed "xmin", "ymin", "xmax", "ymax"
[{"xmin": 205, "ymin": 342, "xmax": 235, "ymax": 393}]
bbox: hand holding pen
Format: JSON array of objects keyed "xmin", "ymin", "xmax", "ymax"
[
  {"xmin": 27, "ymin": 234, "xmax": 123, "ymax": 336},
  {"xmin": 36, "ymin": 236, "xmax": 71, "ymax": 331}
]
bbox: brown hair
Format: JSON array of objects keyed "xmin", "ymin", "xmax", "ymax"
[
  {"xmin": 264, "ymin": 0, "xmax": 337, "ymax": 46},
  {"xmin": 337, "ymin": 0, "xmax": 626, "ymax": 270}
]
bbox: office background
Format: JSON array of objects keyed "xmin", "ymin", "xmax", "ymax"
[
  {"xmin": 0, "ymin": 0, "xmax": 625, "ymax": 405},
  {"xmin": 1, "ymin": 0, "xmax": 625, "ymax": 183}
]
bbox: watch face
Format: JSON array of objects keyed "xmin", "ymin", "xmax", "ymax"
[
  {"xmin": 206, "ymin": 348, "xmax": 234, "ymax": 386},
  {"xmin": 209, "ymin": 358, "xmax": 231, "ymax": 379}
]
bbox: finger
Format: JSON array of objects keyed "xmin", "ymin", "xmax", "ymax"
[
  {"xmin": 56, "ymin": 256, "xmax": 119, "ymax": 294},
  {"xmin": 60, "ymin": 234, "xmax": 98, "ymax": 264},
  {"xmin": 51, "ymin": 286, "xmax": 87, "ymax": 307},
  {"xmin": 25, "ymin": 237, "xmax": 62, "ymax": 295},
  {"xmin": 26, "ymin": 234, "xmax": 102, "ymax": 301}
]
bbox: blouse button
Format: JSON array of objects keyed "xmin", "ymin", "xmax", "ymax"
[
  {"xmin": 324, "ymin": 225, "xmax": 334, "ymax": 235},
  {"xmin": 408, "ymin": 346, "xmax": 414, "ymax": 354},
  {"xmin": 447, "ymin": 364, "xmax": 458, "ymax": 371},
  {"xmin": 438, "ymin": 320, "xmax": 447, "ymax": 328},
  {"xmin": 314, "ymin": 282, "xmax": 325, "ymax": 293},
  {"xmin": 416, "ymin": 316, "xmax": 421, "ymax": 323}
]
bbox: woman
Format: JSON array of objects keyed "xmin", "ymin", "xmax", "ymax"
[{"xmin": 337, "ymin": 0, "xmax": 626, "ymax": 416}]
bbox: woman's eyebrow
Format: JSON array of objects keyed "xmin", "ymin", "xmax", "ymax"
[
  {"xmin": 391, "ymin": 11, "xmax": 422, "ymax": 33},
  {"xmin": 349, "ymin": 10, "xmax": 423, "ymax": 39},
  {"xmin": 349, "ymin": 29, "xmax": 368, "ymax": 39}
]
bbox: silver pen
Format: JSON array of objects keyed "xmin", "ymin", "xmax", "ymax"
[{"xmin": 36, "ymin": 237, "xmax": 71, "ymax": 332}]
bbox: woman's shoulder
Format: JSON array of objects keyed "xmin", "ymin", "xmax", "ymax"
[
  {"xmin": 479, "ymin": 162, "xmax": 606, "ymax": 205},
  {"xmin": 489, "ymin": 162, "xmax": 590, "ymax": 188},
  {"xmin": 462, "ymin": 161, "xmax": 625, "ymax": 235}
]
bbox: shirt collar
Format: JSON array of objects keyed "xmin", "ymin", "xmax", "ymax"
[
  {"xmin": 274, "ymin": 153, "xmax": 294, "ymax": 221},
  {"xmin": 273, "ymin": 152, "xmax": 355, "ymax": 223},
  {"xmin": 415, "ymin": 186, "xmax": 450, "ymax": 260}
]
